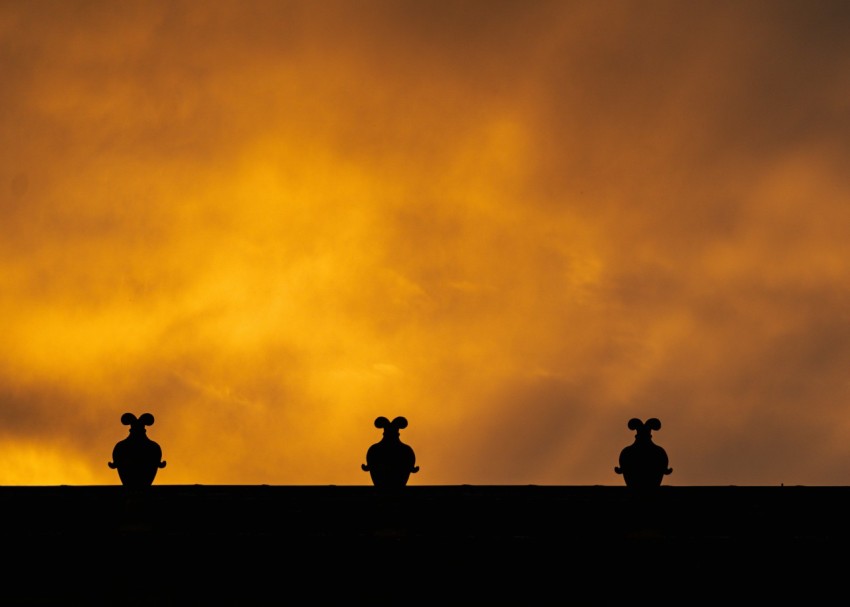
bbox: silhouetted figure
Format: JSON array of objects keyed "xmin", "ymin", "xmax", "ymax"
[
  {"xmin": 362, "ymin": 416, "xmax": 419, "ymax": 487},
  {"xmin": 108, "ymin": 412, "xmax": 166, "ymax": 488},
  {"xmin": 615, "ymin": 417, "xmax": 672, "ymax": 490}
]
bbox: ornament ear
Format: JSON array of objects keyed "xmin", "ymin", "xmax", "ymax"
[
  {"xmin": 121, "ymin": 413, "xmax": 138, "ymax": 426},
  {"xmin": 392, "ymin": 416, "xmax": 409, "ymax": 430},
  {"xmin": 646, "ymin": 418, "xmax": 661, "ymax": 431},
  {"xmin": 139, "ymin": 413, "xmax": 155, "ymax": 427},
  {"xmin": 374, "ymin": 416, "xmax": 390, "ymax": 429},
  {"xmin": 627, "ymin": 418, "xmax": 643, "ymax": 431}
]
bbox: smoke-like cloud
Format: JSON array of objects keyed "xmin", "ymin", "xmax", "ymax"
[{"xmin": 2, "ymin": 0, "xmax": 850, "ymax": 486}]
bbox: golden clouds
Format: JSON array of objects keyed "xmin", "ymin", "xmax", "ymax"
[{"xmin": 2, "ymin": 1, "xmax": 850, "ymax": 486}]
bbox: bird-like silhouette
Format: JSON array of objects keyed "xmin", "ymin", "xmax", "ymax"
[
  {"xmin": 614, "ymin": 417, "xmax": 672, "ymax": 489},
  {"xmin": 108, "ymin": 412, "xmax": 166, "ymax": 488},
  {"xmin": 362, "ymin": 416, "xmax": 419, "ymax": 487}
]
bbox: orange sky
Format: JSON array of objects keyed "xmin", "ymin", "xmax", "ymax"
[{"xmin": 2, "ymin": 0, "xmax": 850, "ymax": 486}]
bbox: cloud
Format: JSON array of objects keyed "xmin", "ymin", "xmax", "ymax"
[{"xmin": 2, "ymin": 1, "xmax": 850, "ymax": 485}]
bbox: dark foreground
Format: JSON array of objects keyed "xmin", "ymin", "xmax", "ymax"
[{"xmin": 2, "ymin": 484, "xmax": 847, "ymax": 604}]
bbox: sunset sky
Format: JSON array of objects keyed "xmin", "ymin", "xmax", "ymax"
[{"xmin": 2, "ymin": 0, "xmax": 850, "ymax": 486}]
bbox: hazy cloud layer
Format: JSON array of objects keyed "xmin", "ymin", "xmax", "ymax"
[{"xmin": 2, "ymin": 0, "xmax": 850, "ymax": 485}]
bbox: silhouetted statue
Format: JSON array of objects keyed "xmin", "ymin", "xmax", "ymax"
[
  {"xmin": 362, "ymin": 416, "xmax": 419, "ymax": 487},
  {"xmin": 615, "ymin": 417, "xmax": 672, "ymax": 490},
  {"xmin": 108, "ymin": 412, "xmax": 166, "ymax": 488}
]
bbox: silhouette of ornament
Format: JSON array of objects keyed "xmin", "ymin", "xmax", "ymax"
[
  {"xmin": 362, "ymin": 416, "xmax": 420, "ymax": 487},
  {"xmin": 108, "ymin": 412, "xmax": 167, "ymax": 488},
  {"xmin": 614, "ymin": 417, "xmax": 672, "ymax": 489}
]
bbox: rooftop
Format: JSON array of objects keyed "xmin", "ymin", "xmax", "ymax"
[{"xmin": 3, "ymin": 484, "xmax": 843, "ymax": 603}]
